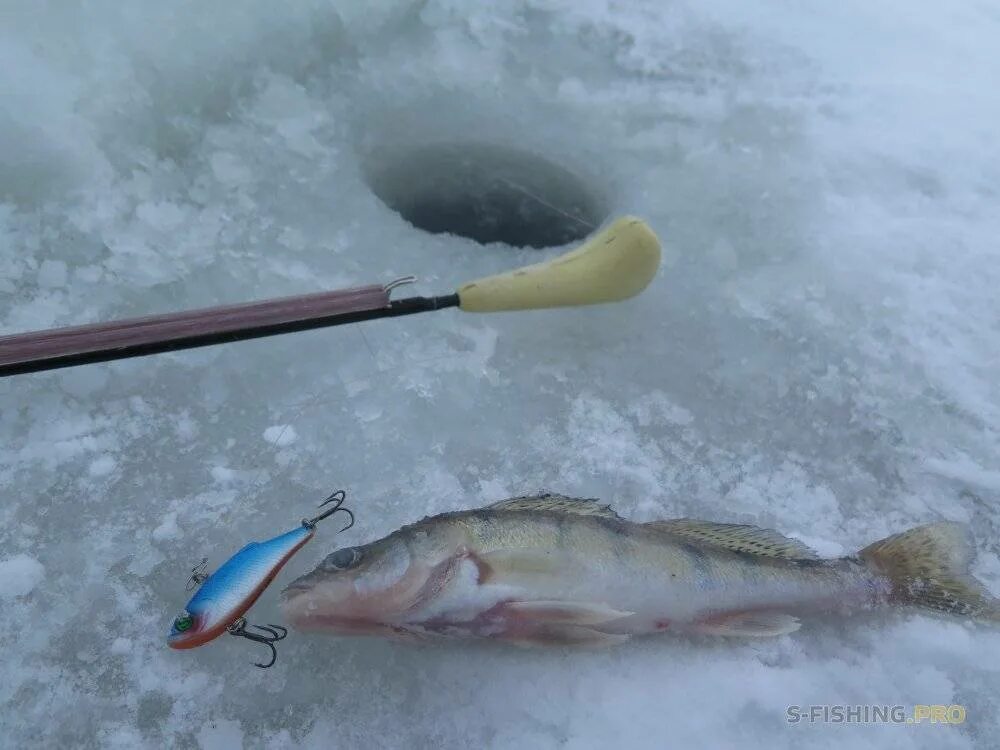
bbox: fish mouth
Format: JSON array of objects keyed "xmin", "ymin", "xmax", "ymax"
[
  {"xmin": 280, "ymin": 581, "xmax": 336, "ymax": 627},
  {"xmin": 280, "ymin": 579, "xmax": 314, "ymax": 597},
  {"xmin": 281, "ymin": 584, "xmax": 397, "ymax": 636},
  {"xmin": 293, "ymin": 613, "xmax": 400, "ymax": 636},
  {"xmin": 283, "ymin": 599, "xmax": 398, "ymax": 636},
  {"xmin": 280, "ymin": 566, "xmax": 335, "ymax": 600}
]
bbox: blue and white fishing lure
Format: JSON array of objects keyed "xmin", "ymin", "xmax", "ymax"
[{"xmin": 167, "ymin": 490, "xmax": 353, "ymax": 667}]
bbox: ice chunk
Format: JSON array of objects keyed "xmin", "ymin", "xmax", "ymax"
[
  {"xmin": 151, "ymin": 512, "xmax": 180, "ymax": 541},
  {"xmin": 88, "ymin": 454, "xmax": 117, "ymax": 477},
  {"xmin": 0, "ymin": 555, "xmax": 45, "ymax": 598},
  {"xmin": 263, "ymin": 424, "xmax": 298, "ymax": 447}
]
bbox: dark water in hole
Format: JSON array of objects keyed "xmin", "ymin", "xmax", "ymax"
[{"xmin": 366, "ymin": 143, "xmax": 606, "ymax": 248}]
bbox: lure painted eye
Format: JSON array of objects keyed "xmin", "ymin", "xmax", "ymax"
[
  {"xmin": 326, "ymin": 547, "xmax": 362, "ymax": 570},
  {"xmin": 173, "ymin": 613, "xmax": 194, "ymax": 633}
]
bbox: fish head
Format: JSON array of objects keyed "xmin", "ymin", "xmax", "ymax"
[{"xmin": 281, "ymin": 521, "xmax": 464, "ymax": 634}]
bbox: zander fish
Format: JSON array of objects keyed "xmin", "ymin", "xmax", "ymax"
[{"xmin": 280, "ymin": 494, "xmax": 1000, "ymax": 645}]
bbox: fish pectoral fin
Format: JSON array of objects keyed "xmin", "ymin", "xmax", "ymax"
[
  {"xmin": 509, "ymin": 625, "xmax": 631, "ymax": 648},
  {"xmin": 504, "ymin": 600, "xmax": 634, "ymax": 626},
  {"xmin": 694, "ymin": 610, "xmax": 801, "ymax": 637}
]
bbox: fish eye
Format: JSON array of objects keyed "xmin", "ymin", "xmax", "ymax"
[
  {"xmin": 326, "ymin": 547, "xmax": 362, "ymax": 570},
  {"xmin": 173, "ymin": 613, "xmax": 194, "ymax": 633}
]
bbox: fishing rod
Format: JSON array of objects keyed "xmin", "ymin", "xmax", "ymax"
[{"xmin": 0, "ymin": 216, "xmax": 660, "ymax": 377}]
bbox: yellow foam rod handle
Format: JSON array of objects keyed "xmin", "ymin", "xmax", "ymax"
[{"xmin": 456, "ymin": 216, "xmax": 661, "ymax": 313}]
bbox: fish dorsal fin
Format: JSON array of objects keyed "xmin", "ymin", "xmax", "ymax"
[
  {"xmin": 486, "ymin": 494, "xmax": 622, "ymax": 520},
  {"xmin": 645, "ymin": 518, "xmax": 819, "ymax": 560}
]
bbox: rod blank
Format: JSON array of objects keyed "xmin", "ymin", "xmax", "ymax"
[{"xmin": 0, "ymin": 285, "xmax": 396, "ymax": 376}]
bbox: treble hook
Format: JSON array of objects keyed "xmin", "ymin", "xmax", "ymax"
[
  {"xmin": 302, "ymin": 489, "xmax": 354, "ymax": 532},
  {"xmin": 227, "ymin": 617, "xmax": 288, "ymax": 669}
]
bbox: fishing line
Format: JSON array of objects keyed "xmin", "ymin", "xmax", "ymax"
[{"xmin": 493, "ymin": 175, "xmax": 598, "ymax": 231}]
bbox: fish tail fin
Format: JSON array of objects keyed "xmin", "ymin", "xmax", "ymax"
[{"xmin": 859, "ymin": 522, "xmax": 1000, "ymax": 622}]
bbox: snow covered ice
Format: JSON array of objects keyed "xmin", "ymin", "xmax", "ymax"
[{"xmin": 2, "ymin": 1, "xmax": 1000, "ymax": 747}]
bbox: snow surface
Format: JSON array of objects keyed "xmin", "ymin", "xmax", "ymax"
[{"xmin": 2, "ymin": 1, "xmax": 1000, "ymax": 747}]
